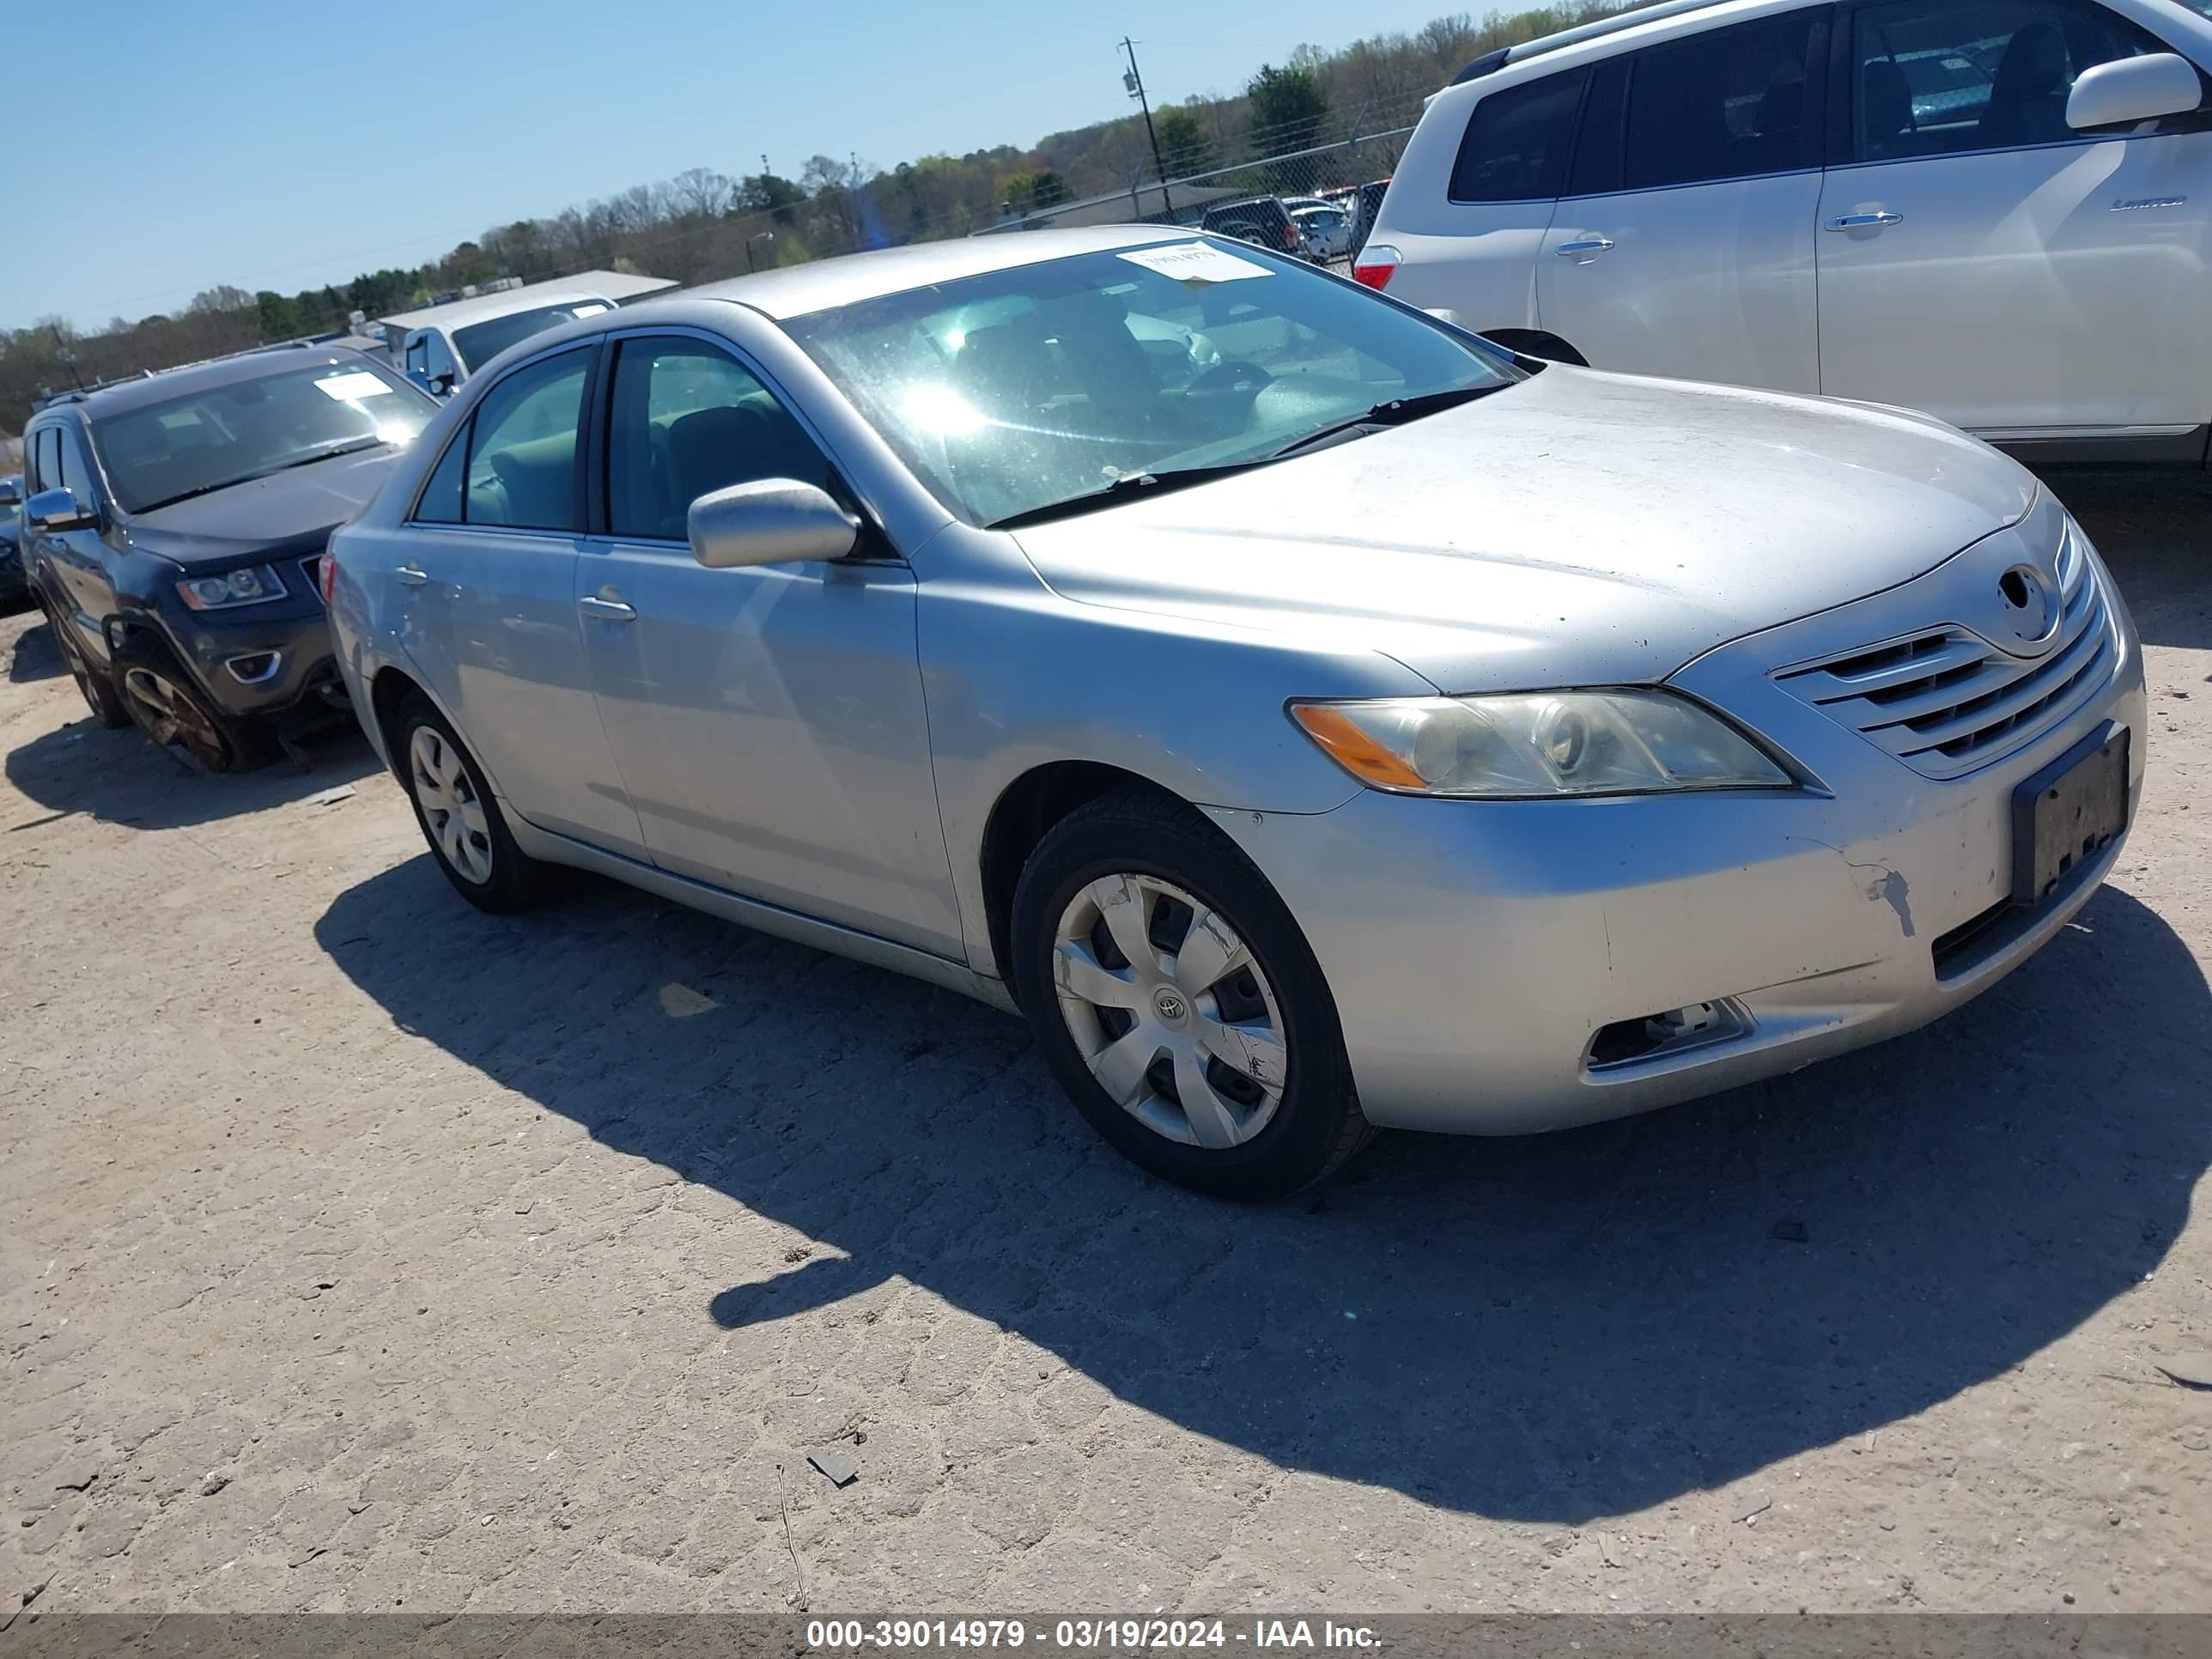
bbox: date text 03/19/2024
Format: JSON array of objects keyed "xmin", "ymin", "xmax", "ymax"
[{"xmin": 804, "ymin": 1620, "xmax": 1384, "ymax": 1650}]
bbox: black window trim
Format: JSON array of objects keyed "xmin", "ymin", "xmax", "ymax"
[
  {"xmin": 1825, "ymin": 0, "xmax": 2212, "ymax": 170},
  {"xmin": 583, "ymin": 322, "xmax": 884, "ymax": 556},
  {"xmin": 402, "ymin": 337, "xmax": 605, "ymax": 534}
]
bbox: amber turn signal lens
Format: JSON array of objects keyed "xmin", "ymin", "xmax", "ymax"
[{"xmin": 1289, "ymin": 704, "xmax": 1429, "ymax": 791}]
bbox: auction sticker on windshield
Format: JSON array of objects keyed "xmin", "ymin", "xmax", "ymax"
[
  {"xmin": 1117, "ymin": 242, "xmax": 1272, "ymax": 284},
  {"xmin": 313, "ymin": 371, "xmax": 392, "ymax": 401}
]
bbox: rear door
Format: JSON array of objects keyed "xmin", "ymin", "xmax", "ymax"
[
  {"xmin": 395, "ymin": 342, "xmax": 647, "ymax": 856},
  {"xmin": 1815, "ymin": 0, "xmax": 2212, "ymax": 434},
  {"xmin": 577, "ymin": 330, "xmax": 962, "ymax": 957},
  {"xmin": 1538, "ymin": 9, "xmax": 1830, "ymax": 392}
]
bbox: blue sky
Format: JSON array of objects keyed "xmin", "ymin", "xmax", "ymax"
[{"xmin": 5, "ymin": 0, "xmax": 1463, "ymax": 332}]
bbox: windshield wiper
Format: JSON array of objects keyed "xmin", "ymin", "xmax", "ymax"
[
  {"xmin": 268, "ymin": 436, "xmax": 388, "ymax": 472},
  {"xmin": 135, "ymin": 439, "xmax": 393, "ymax": 512},
  {"xmin": 987, "ymin": 462, "xmax": 1270, "ymax": 530},
  {"xmin": 1265, "ymin": 384, "xmax": 1505, "ymax": 462}
]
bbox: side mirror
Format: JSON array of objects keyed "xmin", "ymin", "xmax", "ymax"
[
  {"xmin": 2068, "ymin": 53, "xmax": 2202, "ymax": 131},
  {"xmin": 0, "ymin": 477, "xmax": 21, "ymax": 508},
  {"xmin": 688, "ymin": 478, "xmax": 860, "ymax": 569},
  {"xmin": 406, "ymin": 368, "xmax": 455, "ymax": 398},
  {"xmin": 25, "ymin": 487, "xmax": 96, "ymax": 534}
]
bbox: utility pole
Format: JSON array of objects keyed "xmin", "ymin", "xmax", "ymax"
[{"xmin": 1121, "ymin": 38, "xmax": 1172, "ymax": 217}]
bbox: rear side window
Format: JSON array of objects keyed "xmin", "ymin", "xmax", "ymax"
[
  {"xmin": 1850, "ymin": 0, "xmax": 2160, "ymax": 163},
  {"xmin": 460, "ymin": 348, "xmax": 592, "ymax": 532},
  {"xmin": 412, "ymin": 420, "xmax": 470, "ymax": 524},
  {"xmin": 1621, "ymin": 13, "xmax": 1822, "ymax": 190},
  {"xmin": 1451, "ymin": 70, "xmax": 1589, "ymax": 202}
]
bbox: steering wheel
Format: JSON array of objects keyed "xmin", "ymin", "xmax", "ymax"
[{"xmin": 1185, "ymin": 360, "xmax": 1274, "ymax": 400}]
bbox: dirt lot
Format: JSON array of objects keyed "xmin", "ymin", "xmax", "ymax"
[{"xmin": 2, "ymin": 474, "xmax": 2209, "ymax": 1617}]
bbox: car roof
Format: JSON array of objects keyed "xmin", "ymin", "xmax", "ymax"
[
  {"xmin": 675, "ymin": 223, "xmax": 1201, "ymax": 320},
  {"xmin": 45, "ymin": 346, "xmax": 390, "ymax": 421},
  {"xmin": 377, "ymin": 270, "xmax": 675, "ymax": 333}
]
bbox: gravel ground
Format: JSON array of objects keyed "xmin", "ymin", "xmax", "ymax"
[{"xmin": 1, "ymin": 472, "xmax": 2208, "ymax": 1616}]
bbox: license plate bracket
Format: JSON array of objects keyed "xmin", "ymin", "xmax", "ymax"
[{"xmin": 2010, "ymin": 725, "xmax": 2129, "ymax": 907}]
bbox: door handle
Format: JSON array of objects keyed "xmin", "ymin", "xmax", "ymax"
[
  {"xmin": 579, "ymin": 595, "xmax": 636, "ymax": 621},
  {"xmin": 1554, "ymin": 236, "xmax": 1615, "ymax": 256},
  {"xmin": 1825, "ymin": 210, "xmax": 1904, "ymax": 231},
  {"xmin": 395, "ymin": 563, "xmax": 428, "ymax": 586}
]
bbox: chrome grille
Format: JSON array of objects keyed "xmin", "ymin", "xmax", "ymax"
[{"xmin": 1773, "ymin": 528, "xmax": 2114, "ymax": 781}]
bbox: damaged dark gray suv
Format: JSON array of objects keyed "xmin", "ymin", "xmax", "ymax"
[{"xmin": 18, "ymin": 345, "xmax": 437, "ymax": 769}]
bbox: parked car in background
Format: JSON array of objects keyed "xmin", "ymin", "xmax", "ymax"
[
  {"xmin": 1363, "ymin": 0, "xmax": 2212, "ymax": 466},
  {"xmin": 1286, "ymin": 200, "xmax": 1356, "ymax": 259},
  {"xmin": 17, "ymin": 346, "xmax": 437, "ymax": 769},
  {"xmin": 328, "ymin": 226, "xmax": 2141, "ymax": 1199},
  {"xmin": 0, "ymin": 475, "xmax": 24, "ymax": 610},
  {"xmin": 1197, "ymin": 196, "xmax": 1311, "ymax": 259},
  {"xmin": 392, "ymin": 286, "xmax": 621, "ymax": 398}
]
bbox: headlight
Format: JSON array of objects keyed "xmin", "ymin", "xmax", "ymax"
[
  {"xmin": 1290, "ymin": 690, "xmax": 1793, "ymax": 797},
  {"xmin": 176, "ymin": 564, "xmax": 288, "ymax": 611}
]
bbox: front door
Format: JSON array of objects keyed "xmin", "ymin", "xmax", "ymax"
[
  {"xmin": 577, "ymin": 332, "xmax": 963, "ymax": 958},
  {"xmin": 1816, "ymin": 0, "xmax": 2212, "ymax": 434},
  {"xmin": 397, "ymin": 343, "xmax": 646, "ymax": 856},
  {"xmin": 1537, "ymin": 9, "xmax": 1829, "ymax": 393}
]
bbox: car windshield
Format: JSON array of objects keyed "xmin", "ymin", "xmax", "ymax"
[
  {"xmin": 450, "ymin": 300, "xmax": 612, "ymax": 371},
  {"xmin": 785, "ymin": 240, "xmax": 1520, "ymax": 526},
  {"xmin": 92, "ymin": 360, "xmax": 436, "ymax": 513}
]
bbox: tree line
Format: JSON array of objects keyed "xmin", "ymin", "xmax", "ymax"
[{"xmin": 1, "ymin": 1, "xmax": 1636, "ymax": 436}]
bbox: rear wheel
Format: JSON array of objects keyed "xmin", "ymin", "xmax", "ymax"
[
  {"xmin": 43, "ymin": 600, "xmax": 129, "ymax": 729},
  {"xmin": 1010, "ymin": 792, "xmax": 1371, "ymax": 1200},
  {"xmin": 394, "ymin": 694, "xmax": 552, "ymax": 913}
]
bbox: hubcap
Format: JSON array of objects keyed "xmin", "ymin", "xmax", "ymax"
[
  {"xmin": 122, "ymin": 666, "xmax": 228, "ymax": 768},
  {"xmin": 409, "ymin": 726, "xmax": 494, "ymax": 885},
  {"xmin": 1052, "ymin": 872, "xmax": 1289, "ymax": 1151}
]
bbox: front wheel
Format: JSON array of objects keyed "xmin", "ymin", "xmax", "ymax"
[
  {"xmin": 1010, "ymin": 793, "xmax": 1370, "ymax": 1200},
  {"xmin": 113, "ymin": 640, "xmax": 267, "ymax": 771}
]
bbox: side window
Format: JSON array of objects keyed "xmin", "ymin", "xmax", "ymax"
[
  {"xmin": 605, "ymin": 338, "xmax": 833, "ymax": 542},
  {"xmin": 1622, "ymin": 13, "xmax": 1821, "ymax": 190},
  {"xmin": 411, "ymin": 418, "xmax": 471, "ymax": 524},
  {"xmin": 1450, "ymin": 70, "xmax": 1589, "ymax": 202},
  {"xmin": 26, "ymin": 428, "xmax": 53, "ymax": 494},
  {"xmin": 462, "ymin": 348, "xmax": 592, "ymax": 532},
  {"xmin": 54, "ymin": 426, "xmax": 98, "ymax": 504},
  {"xmin": 1851, "ymin": 0, "xmax": 2158, "ymax": 162}
]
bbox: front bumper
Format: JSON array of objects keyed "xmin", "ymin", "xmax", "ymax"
[
  {"xmin": 141, "ymin": 582, "xmax": 345, "ymax": 726},
  {"xmin": 1212, "ymin": 527, "xmax": 2148, "ymax": 1136}
]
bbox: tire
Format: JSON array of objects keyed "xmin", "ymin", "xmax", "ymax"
[
  {"xmin": 111, "ymin": 636, "xmax": 269, "ymax": 770},
  {"xmin": 392, "ymin": 692, "xmax": 552, "ymax": 914},
  {"xmin": 42, "ymin": 599, "xmax": 130, "ymax": 729},
  {"xmin": 1010, "ymin": 791, "xmax": 1372, "ymax": 1200}
]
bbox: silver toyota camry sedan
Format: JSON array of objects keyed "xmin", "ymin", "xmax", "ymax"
[{"xmin": 326, "ymin": 225, "xmax": 2145, "ymax": 1200}]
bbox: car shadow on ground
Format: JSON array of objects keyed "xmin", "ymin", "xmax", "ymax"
[
  {"xmin": 8, "ymin": 617, "xmax": 64, "ymax": 684},
  {"xmin": 4, "ymin": 716, "xmax": 385, "ymax": 831},
  {"xmin": 316, "ymin": 859, "xmax": 2208, "ymax": 1523},
  {"xmin": 2043, "ymin": 472, "xmax": 2212, "ymax": 654}
]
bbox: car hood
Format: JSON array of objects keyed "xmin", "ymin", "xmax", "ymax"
[
  {"xmin": 124, "ymin": 445, "xmax": 406, "ymax": 568},
  {"xmin": 1007, "ymin": 367, "xmax": 2036, "ymax": 692}
]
